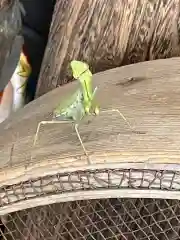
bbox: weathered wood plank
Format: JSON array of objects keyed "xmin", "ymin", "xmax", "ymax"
[{"xmin": 0, "ymin": 58, "xmax": 180, "ymax": 185}]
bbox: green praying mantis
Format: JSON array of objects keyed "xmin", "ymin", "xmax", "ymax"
[{"xmin": 33, "ymin": 60, "xmax": 142, "ymax": 162}]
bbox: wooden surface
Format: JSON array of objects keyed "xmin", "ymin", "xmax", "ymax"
[
  {"xmin": 1, "ymin": 58, "xmax": 180, "ymax": 187},
  {"xmin": 36, "ymin": 0, "xmax": 180, "ymax": 97}
]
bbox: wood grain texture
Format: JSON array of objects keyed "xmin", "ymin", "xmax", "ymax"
[
  {"xmin": 0, "ymin": 58, "xmax": 180, "ymax": 189},
  {"xmin": 36, "ymin": 0, "xmax": 180, "ymax": 97}
]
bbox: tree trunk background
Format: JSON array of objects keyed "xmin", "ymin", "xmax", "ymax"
[{"xmin": 36, "ymin": 0, "xmax": 180, "ymax": 97}]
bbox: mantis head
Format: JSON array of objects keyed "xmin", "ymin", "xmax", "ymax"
[
  {"xmin": 70, "ymin": 60, "xmax": 92, "ymax": 79},
  {"xmin": 70, "ymin": 60, "xmax": 99, "ymax": 117}
]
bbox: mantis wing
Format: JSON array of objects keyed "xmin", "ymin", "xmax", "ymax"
[{"xmin": 53, "ymin": 89, "xmax": 83, "ymax": 120}]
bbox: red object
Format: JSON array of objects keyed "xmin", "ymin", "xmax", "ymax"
[
  {"xmin": 22, "ymin": 45, "xmax": 28, "ymax": 61},
  {"xmin": 0, "ymin": 91, "xmax": 3, "ymax": 103}
]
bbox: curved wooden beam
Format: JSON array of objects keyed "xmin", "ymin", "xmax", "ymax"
[{"xmin": 0, "ymin": 57, "xmax": 180, "ymax": 187}]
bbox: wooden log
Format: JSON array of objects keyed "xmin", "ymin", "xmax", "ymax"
[
  {"xmin": 36, "ymin": 0, "xmax": 180, "ymax": 97},
  {"xmin": 0, "ymin": 58, "xmax": 180, "ymax": 215}
]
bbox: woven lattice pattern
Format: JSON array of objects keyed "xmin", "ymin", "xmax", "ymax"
[
  {"xmin": 1, "ymin": 198, "xmax": 180, "ymax": 239},
  {"xmin": 1, "ymin": 168, "xmax": 180, "ymax": 207},
  {"xmin": 0, "ymin": 168, "xmax": 180, "ymax": 239}
]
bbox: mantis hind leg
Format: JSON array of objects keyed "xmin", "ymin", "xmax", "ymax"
[
  {"xmin": 33, "ymin": 120, "xmax": 90, "ymax": 163},
  {"xmin": 33, "ymin": 120, "xmax": 64, "ymax": 146},
  {"xmin": 100, "ymin": 109, "xmax": 145, "ymax": 134}
]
